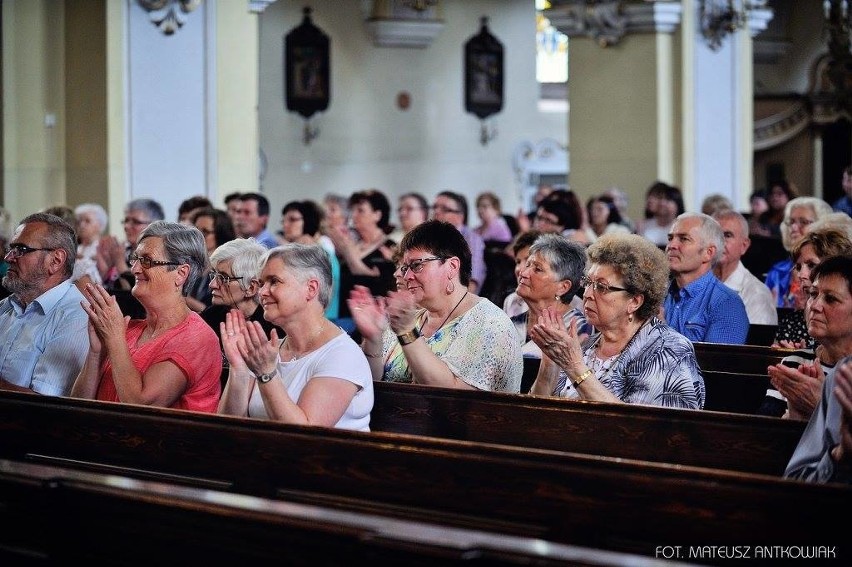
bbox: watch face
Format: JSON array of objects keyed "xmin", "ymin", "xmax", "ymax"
[{"xmin": 258, "ymin": 371, "xmax": 275, "ymax": 384}]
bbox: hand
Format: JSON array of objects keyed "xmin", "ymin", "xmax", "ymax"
[
  {"xmin": 384, "ymin": 288, "xmax": 419, "ymax": 335},
  {"xmin": 772, "ymin": 339, "xmax": 806, "ymax": 350},
  {"xmin": 80, "ymin": 283, "xmax": 129, "ymax": 350},
  {"xmin": 232, "ymin": 312, "xmax": 280, "ymax": 377},
  {"xmin": 221, "ymin": 309, "xmax": 250, "ymax": 373},
  {"xmin": 529, "ymin": 307, "xmax": 584, "ymax": 376},
  {"xmin": 768, "ymin": 360, "xmax": 824, "ymax": 420},
  {"xmin": 348, "ymin": 285, "xmax": 388, "ymax": 341},
  {"xmin": 515, "ymin": 208, "xmax": 531, "ymax": 233}
]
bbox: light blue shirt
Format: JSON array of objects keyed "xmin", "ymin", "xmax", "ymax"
[
  {"xmin": 255, "ymin": 228, "xmax": 280, "ymax": 249},
  {"xmin": 663, "ymin": 270, "xmax": 749, "ymax": 344},
  {"xmin": 0, "ymin": 280, "xmax": 89, "ymax": 396}
]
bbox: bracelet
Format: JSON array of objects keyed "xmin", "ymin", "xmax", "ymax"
[
  {"xmin": 396, "ymin": 327, "xmax": 421, "ymax": 346},
  {"xmin": 572, "ymin": 368, "xmax": 593, "ymax": 388}
]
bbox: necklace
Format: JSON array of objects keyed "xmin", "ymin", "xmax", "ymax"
[
  {"xmin": 424, "ymin": 291, "xmax": 468, "ymax": 338},
  {"xmin": 280, "ymin": 322, "xmax": 326, "ymax": 362}
]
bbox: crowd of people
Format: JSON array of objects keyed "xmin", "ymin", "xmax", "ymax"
[{"xmin": 2, "ymin": 176, "xmax": 852, "ymax": 485}]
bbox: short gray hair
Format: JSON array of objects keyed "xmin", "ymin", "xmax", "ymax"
[
  {"xmin": 74, "ymin": 203, "xmax": 108, "ymax": 233},
  {"xmin": 126, "ymin": 198, "xmax": 165, "ymax": 222},
  {"xmin": 138, "ymin": 221, "xmax": 208, "ymax": 295},
  {"xmin": 781, "ymin": 196, "xmax": 833, "ymax": 251},
  {"xmin": 527, "ymin": 233, "xmax": 586, "ymax": 304},
  {"xmin": 19, "ymin": 212, "xmax": 78, "ymax": 277},
  {"xmin": 262, "ymin": 243, "xmax": 332, "ymax": 309},
  {"xmin": 210, "ymin": 238, "xmax": 267, "ymax": 289},
  {"xmin": 674, "ymin": 212, "xmax": 724, "ymax": 266},
  {"xmin": 712, "ymin": 208, "xmax": 749, "ymax": 238}
]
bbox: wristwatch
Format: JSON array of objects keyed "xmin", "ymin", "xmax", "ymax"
[
  {"xmin": 256, "ymin": 368, "xmax": 277, "ymax": 384},
  {"xmin": 396, "ymin": 327, "xmax": 421, "ymax": 346}
]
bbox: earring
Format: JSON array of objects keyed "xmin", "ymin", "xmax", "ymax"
[
  {"xmin": 628, "ymin": 312, "xmax": 634, "ymax": 323},
  {"xmin": 446, "ymin": 279, "xmax": 455, "ymax": 294}
]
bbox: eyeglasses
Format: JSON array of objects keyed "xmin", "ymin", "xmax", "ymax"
[
  {"xmin": 784, "ymin": 218, "xmax": 814, "ymax": 228},
  {"xmin": 123, "ymin": 217, "xmax": 151, "ymax": 226},
  {"xmin": 579, "ymin": 275, "xmax": 631, "ymax": 295},
  {"xmin": 431, "ymin": 205, "xmax": 461, "ymax": 214},
  {"xmin": 282, "ymin": 216, "xmax": 303, "ymax": 223},
  {"xmin": 129, "ymin": 254, "xmax": 181, "ymax": 270},
  {"xmin": 209, "ymin": 270, "xmax": 243, "ymax": 285},
  {"xmin": 398, "ymin": 256, "xmax": 446, "ymax": 276},
  {"xmin": 4, "ymin": 243, "xmax": 57, "ymax": 260},
  {"xmin": 397, "ymin": 206, "xmax": 425, "ymax": 213}
]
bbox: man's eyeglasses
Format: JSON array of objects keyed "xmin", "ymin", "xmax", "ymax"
[
  {"xmin": 129, "ymin": 254, "xmax": 181, "ymax": 270},
  {"xmin": 123, "ymin": 217, "xmax": 151, "ymax": 226},
  {"xmin": 209, "ymin": 270, "xmax": 243, "ymax": 285},
  {"xmin": 431, "ymin": 205, "xmax": 461, "ymax": 214},
  {"xmin": 579, "ymin": 275, "xmax": 631, "ymax": 295},
  {"xmin": 4, "ymin": 243, "xmax": 57, "ymax": 260},
  {"xmin": 398, "ymin": 256, "xmax": 446, "ymax": 276}
]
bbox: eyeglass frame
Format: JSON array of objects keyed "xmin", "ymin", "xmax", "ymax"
[
  {"xmin": 123, "ymin": 217, "xmax": 152, "ymax": 226},
  {"xmin": 430, "ymin": 204, "xmax": 461, "ymax": 214},
  {"xmin": 129, "ymin": 253, "xmax": 182, "ymax": 270},
  {"xmin": 398, "ymin": 256, "xmax": 446, "ymax": 277},
  {"xmin": 4, "ymin": 243, "xmax": 58, "ymax": 260},
  {"xmin": 209, "ymin": 270, "xmax": 244, "ymax": 285},
  {"xmin": 579, "ymin": 275, "xmax": 632, "ymax": 295},
  {"xmin": 783, "ymin": 218, "xmax": 814, "ymax": 228}
]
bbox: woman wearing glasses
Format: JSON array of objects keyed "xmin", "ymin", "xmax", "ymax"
[
  {"xmin": 217, "ymin": 243, "xmax": 373, "ymax": 430},
  {"xmin": 70, "ymin": 221, "xmax": 222, "ymax": 412},
  {"xmin": 529, "ymin": 233, "xmax": 704, "ymax": 409},
  {"xmin": 349, "ymin": 220, "xmax": 522, "ymax": 392}
]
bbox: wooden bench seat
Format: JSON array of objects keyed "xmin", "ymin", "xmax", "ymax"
[
  {"xmin": 693, "ymin": 341, "xmax": 789, "ymax": 375},
  {"xmin": 0, "ymin": 391, "xmax": 849, "ymax": 563},
  {"xmin": 371, "ymin": 381, "xmax": 802, "ymax": 475},
  {"xmin": 2, "ymin": 458, "xmax": 660, "ymax": 567}
]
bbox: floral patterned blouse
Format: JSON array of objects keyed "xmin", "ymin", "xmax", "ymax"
[{"xmin": 380, "ymin": 297, "xmax": 523, "ymax": 392}]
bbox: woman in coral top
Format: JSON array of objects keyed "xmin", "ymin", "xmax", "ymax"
[{"xmin": 71, "ymin": 221, "xmax": 221, "ymax": 412}]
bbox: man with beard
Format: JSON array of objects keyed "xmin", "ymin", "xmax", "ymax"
[{"xmin": 0, "ymin": 212, "xmax": 88, "ymax": 395}]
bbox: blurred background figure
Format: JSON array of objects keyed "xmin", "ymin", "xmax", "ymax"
[
  {"xmin": 389, "ymin": 192, "xmax": 429, "ymax": 244},
  {"xmin": 603, "ymin": 186, "xmax": 635, "ymax": 233},
  {"xmin": 638, "ymin": 181, "xmax": 684, "ymax": 248},
  {"xmin": 753, "ymin": 179, "xmax": 798, "ymax": 239},
  {"xmin": 746, "ymin": 189, "xmax": 769, "ymax": 235},
  {"xmin": 177, "ymin": 195, "xmax": 213, "ymax": 225},
  {"xmin": 74, "ymin": 203, "xmax": 109, "ymax": 286},
  {"xmin": 700, "ymin": 193, "xmax": 734, "ymax": 216},
  {"xmin": 474, "ymin": 191, "xmax": 514, "ymax": 244},
  {"xmin": 586, "ymin": 194, "xmax": 630, "ymax": 243}
]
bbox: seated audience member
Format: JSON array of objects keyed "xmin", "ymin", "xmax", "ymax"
[
  {"xmin": 474, "ymin": 191, "xmax": 513, "ymax": 243},
  {"xmin": 761, "ymin": 256, "xmax": 852, "ymax": 420},
  {"xmin": 833, "ymin": 165, "xmax": 852, "ymax": 216},
  {"xmin": 603, "ymin": 186, "xmax": 635, "ymax": 233},
  {"xmin": 177, "ymin": 195, "xmax": 213, "ymax": 225},
  {"xmin": 183, "ymin": 207, "xmax": 234, "ymax": 313},
  {"xmin": 350, "ymin": 219, "xmax": 522, "ymax": 392},
  {"xmin": 711, "ymin": 209, "xmax": 778, "ymax": 325},
  {"xmin": 700, "ymin": 193, "xmax": 734, "ymax": 216},
  {"xmin": 327, "ymin": 189, "xmax": 397, "ymax": 319},
  {"xmin": 764, "ymin": 196, "xmax": 834, "ymax": 309},
  {"xmin": 638, "ymin": 181, "xmax": 683, "ymax": 248},
  {"xmin": 754, "ymin": 180, "xmax": 797, "ymax": 240},
  {"xmin": 773, "ymin": 226, "xmax": 852, "ymax": 350},
  {"xmin": 74, "ymin": 203, "xmax": 109, "ymax": 286},
  {"xmin": 97, "ymin": 197, "xmax": 165, "ymax": 292},
  {"xmin": 0, "ymin": 213, "xmax": 89, "ymax": 396},
  {"xmin": 784, "ymin": 351, "xmax": 852, "ymax": 484},
  {"xmin": 234, "ymin": 192, "xmax": 279, "ymax": 248},
  {"xmin": 532, "ymin": 189, "xmax": 588, "ymax": 245},
  {"xmin": 502, "ymin": 229, "xmax": 545, "ymax": 318},
  {"xmin": 218, "ymin": 243, "xmax": 373, "ymax": 431},
  {"xmin": 0, "ymin": 206, "xmax": 13, "ymax": 300},
  {"xmin": 280, "ymin": 200, "xmax": 341, "ymax": 319},
  {"xmin": 586, "ymin": 194, "xmax": 631, "ymax": 242},
  {"xmin": 389, "ymin": 192, "xmax": 429, "ymax": 244},
  {"xmin": 224, "ymin": 191, "xmax": 242, "ymax": 223},
  {"xmin": 511, "ymin": 233, "xmax": 592, "ymax": 356},
  {"xmin": 431, "ymin": 190, "xmax": 487, "ymax": 294},
  {"xmin": 663, "ymin": 212, "xmax": 749, "ymax": 344},
  {"xmin": 529, "ymin": 233, "xmax": 704, "ymax": 409},
  {"xmin": 70, "ymin": 221, "xmax": 221, "ymax": 412}
]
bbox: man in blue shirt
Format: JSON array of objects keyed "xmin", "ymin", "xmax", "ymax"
[
  {"xmin": 235, "ymin": 192, "xmax": 279, "ymax": 249},
  {"xmin": 0, "ymin": 212, "xmax": 89, "ymax": 396},
  {"xmin": 663, "ymin": 212, "xmax": 749, "ymax": 344},
  {"xmin": 832, "ymin": 166, "xmax": 852, "ymax": 217}
]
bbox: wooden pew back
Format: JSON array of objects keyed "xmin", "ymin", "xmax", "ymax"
[
  {"xmin": 0, "ymin": 391, "xmax": 849, "ymax": 562},
  {"xmin": 370, "ymin": 381, "xmax": 803, "ymax": 475},
  {"xmin": 693, "ymin": 342, "xmax": 789, "ymax": 375}
]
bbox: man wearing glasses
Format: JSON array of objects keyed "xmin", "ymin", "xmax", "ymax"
[
  {"xmin": 0, "ymin": 213, "xmax": 89, "ymax": 396},
  {"xmin": 431, "ymin": 191, "xmax": 486, "ymax": 294},
  {"xmin": 663, "ymin": 212, "xmax": 749, "ymax": 344}
]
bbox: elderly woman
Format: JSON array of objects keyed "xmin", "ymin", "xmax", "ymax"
[
  {"xmin": 73, "ymin": 203, "xmax": 108, "ymax": 285},
  {"xmin": 70, "ymin": 221, "xmax": 222, "ymax": 412},
  {"xmin": 218, "ymin": 243, "xmax": 373, "ymax": 431},
  {"xmin": 764, "ymin": 196, "xmax": 833, "ymax": 308},
  {"xmin": 350, "ymin": 219, "xmax": 522, "ymax": 392},
  {"xmin": 529, "ymin": 233, "xmax": 704, "ymax": 409}
]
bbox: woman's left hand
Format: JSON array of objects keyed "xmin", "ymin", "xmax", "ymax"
[
  {"xmin": 385, "ymin": 288, "xmax": 419, "ymax": 335},
  {"xmin": 81, "ymin": 283, "xmax": 129, "ymax": 348},
  {"xmin": 530, "ymin": 306, "xmax": 584, "ymax": 375},
  {"xmin": 233, "ymin": 313, "xmax": 280, "ymax": 377},
  {"xmin": 768, "ymin": 360, "xmax": 824, "ymax": 420}
]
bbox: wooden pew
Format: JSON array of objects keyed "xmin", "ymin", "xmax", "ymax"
[
  {"xmin": 369, "ymin": 381, "xmax": 803, "ymax": 476},
  {"xmin": 701, "ymin": 369, "xmax": 772, "ymax": 414},
  {"xmin": 2, "ymin": 459, "xmax": 658, "ymax": 567},
  {"xmin": 693, "ymin": 341, "xmax": 789, "ymax": 375},
  {"xmin": 0, "ymin": 391, "xmax": 849, "ymax": 564}
]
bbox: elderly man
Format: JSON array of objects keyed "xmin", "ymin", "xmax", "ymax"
[
  {"xmin": 431, "ymin": 190, "xmax": 486, "ymax": 294},
  {"xmin": 712, "ymin": 209, "xmax": 778, "ymax": 326},
  {"xmin": 0, "ymin": 213, "xmax": 89, "ymax": 396},
  {"xmin": 663, "ymin": 212, "xmax": 749, "ymax": 344}
]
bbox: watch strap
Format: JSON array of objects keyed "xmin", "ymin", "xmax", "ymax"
[
  {"xmin": 396, "ymin": 327, "xmax": 421, "ymax": 346},
  {"xmin": 256, "ymin": 368, "xmax": 277, "ymax": 384}
]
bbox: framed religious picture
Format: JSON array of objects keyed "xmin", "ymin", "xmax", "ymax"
[
  {"xmin": 285, "ymin": 7, "xmax": 330, "ymax": 119},
  {"xmin": 464, "ymin": 17, "xmax": 504, "ymax": 120}
]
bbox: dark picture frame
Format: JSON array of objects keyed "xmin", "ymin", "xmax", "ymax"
[
  {"xmin": 464, "ymin": 17, "xmax": 504, "ymax": 120},
  {"xmin": 285, "ymin": 7, "xmax": 330, "ymax": 119}
]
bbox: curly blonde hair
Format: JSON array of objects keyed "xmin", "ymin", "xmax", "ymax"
[{"xmin": 586, "ymin": 233, "xmax": 669, "ymax": 321}]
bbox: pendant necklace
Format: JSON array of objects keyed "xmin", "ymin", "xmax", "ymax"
[{"xmin": 422, "ymin": 291, "xmax": 468, "ymax": 338}]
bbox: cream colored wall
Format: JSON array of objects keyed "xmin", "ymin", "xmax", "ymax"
[
  {"xmin": 2, "ymin": 0, "xmax": 67, "ymax": 224},
  {"xmin": 257, "ymin": 0, "xmax": 567, "ymax": 226},
  {"xmin": 105, "ymin": 0, "xmax": 127, "ymax": 234},
  {"xmin": 568, "ymin": 33, "xmax": 665, "ymax": 223}
]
